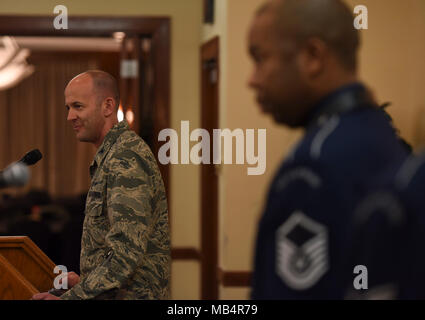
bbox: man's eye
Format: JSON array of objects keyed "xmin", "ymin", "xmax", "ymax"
[{"xmin": 254, "ymin": 54, "xmax": 264, "ymax": 64}]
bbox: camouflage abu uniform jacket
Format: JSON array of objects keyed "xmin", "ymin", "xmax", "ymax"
[{"xmin": 61, "ymin": 120, "xmax": 170, "ymax": 300}]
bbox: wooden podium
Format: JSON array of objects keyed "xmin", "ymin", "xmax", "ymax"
[{"xmin": 0, "ymin": 236, "xmax": 56, "ymax": 300}]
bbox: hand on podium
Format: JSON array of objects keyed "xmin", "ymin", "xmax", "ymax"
[
  {"xmin": 31, "ymin": 271, "xmax": 80, "ymax": 300},
  {"xmin": 31, "ymin": 292, "xmax": 61, "ymax": 300},
  {"xmin": 66, "ymin": 271, "xmax": 81, "ymax": 288}
]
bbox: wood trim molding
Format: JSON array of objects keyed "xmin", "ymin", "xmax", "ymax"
[
  {"xmin": 171, "ymin": 247, "xmax": 201, "ymax": 261},
  {"xmin": 0, "ymin": 15, "xmax": 169, "ymax": 37},
  {"xmin": 218, "ymin": 269, "xmax": 252, "ymax": 287}
]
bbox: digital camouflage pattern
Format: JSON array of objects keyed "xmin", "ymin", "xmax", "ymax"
[{"xmin": 60, "ymin": 120, "xmax": 170, "ymax": 300}]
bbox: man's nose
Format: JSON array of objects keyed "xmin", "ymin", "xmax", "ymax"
[
  {"xmin": 67, "ymin": 108, "xmax": 76, "ymax": 121},
  {"xmin": 248, "ymin": 71, "xmax": 259, "ymax": 89}
]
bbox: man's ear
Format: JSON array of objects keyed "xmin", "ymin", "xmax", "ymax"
[
  {"xmin": 297, "ymin": 37, "xmax": 326, "ymax": 79},
  {"xmin": 103, "ymin": 97, "xmax": 115, "ymax": 117}
]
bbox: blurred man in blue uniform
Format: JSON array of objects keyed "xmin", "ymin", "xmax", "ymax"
[{"xmin": 247, "ymin": 0, "xmax": 410, "ymax": 299}]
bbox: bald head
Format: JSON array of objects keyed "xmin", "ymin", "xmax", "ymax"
[
  {"xmin": 68, "ymin": 70, "xmax": 120, "ymax": 110},
  {"xmin": 85, "ymin": 70, "xmax": 120, "ymax": 110},
  {"xmin": 259, "ymin": 0, "xmax": 360, "ymax": 71}
]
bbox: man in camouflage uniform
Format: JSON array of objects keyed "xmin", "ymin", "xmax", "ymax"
[{"xmin": 32, "ymin": 70, "xmax": 170, "ymax": 300}]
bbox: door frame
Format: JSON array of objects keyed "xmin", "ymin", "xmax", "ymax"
[{"xmin": 200, "ymin": 36, "xmax": 219, "ymax": 299}]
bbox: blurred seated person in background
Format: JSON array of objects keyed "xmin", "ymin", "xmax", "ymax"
[
  {"xmin": 56, "ymin": 192, "xmax": 87, "ymax": 274},
  {"xmin": 1, "ymin": 190, "xmax": 87, "ymax": 274},
  {"xmin": 7, "ymin": 189, "xmax": 52, "ymax": 254},
  {"xmin": 40, "ymin": 203, "xmax": 70, "ymax": 265}
]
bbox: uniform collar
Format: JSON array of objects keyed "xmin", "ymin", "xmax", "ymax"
[
  {"xmin": 305, "ymin": 82, "xmax": 370, "ymax": 129},
  {"xmin": 89, "ymin": 120, "xmax": 130, "ymax": 178}
]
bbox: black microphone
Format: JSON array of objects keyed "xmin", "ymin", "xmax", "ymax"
[
  {"xmin": 0, "ymin": 162, "xmax": 30, "ymax": 188},
  {"xmin": 19, "ymin": 149, "xmax": 42, "ymax": 166}
]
